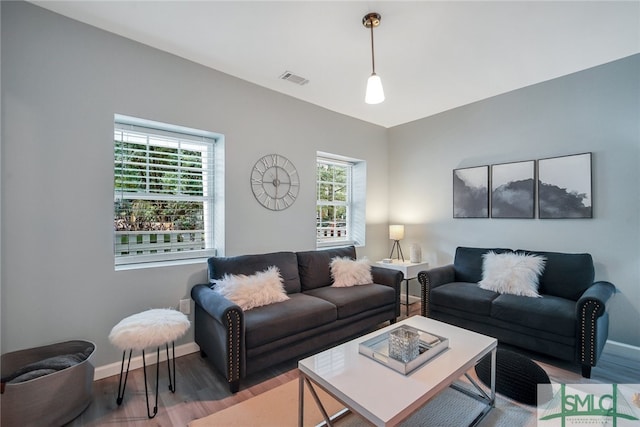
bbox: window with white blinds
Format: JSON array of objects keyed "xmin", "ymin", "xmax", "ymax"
[
  {"xmin": 114, "ymin": 115, "xmax": 218, "ymax": 266},
  {"xmin": 316, "ymin": 153, "xmax": 366, "ymax": 248}
]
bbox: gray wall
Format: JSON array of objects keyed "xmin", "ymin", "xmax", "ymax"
[
  {"xmin": 388, "ymin": 54, "xmax": 640, "ymax": 347},
  {"xmin": 0, "ymin": 2, "xmax": 390, "ymax": 367}
]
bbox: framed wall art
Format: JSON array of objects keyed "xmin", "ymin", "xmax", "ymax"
[
  {"xmin": 453, "ymin": 166, "xmax": 489, "ymax": 218},
  {"xmin": 491, "ymin": 160, "xmax": 535, "ymax": 218},
  {"xmin": 538, "ymin": 152, "xmax": 592, "ymax": 219}
]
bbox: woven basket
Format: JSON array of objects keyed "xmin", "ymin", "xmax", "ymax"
[{"xmin": 1, "ymin": 340, "xmax": 95, "ymax": 427}]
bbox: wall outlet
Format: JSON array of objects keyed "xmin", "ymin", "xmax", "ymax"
[{"xmin": 179, "ymin": 298, "xmax": 191, "ymax": 315}]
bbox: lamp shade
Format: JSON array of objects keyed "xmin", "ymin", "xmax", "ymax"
[
  {"xmin": 365, "ymin": 74, "xmax": 385, "ymax": 104},
  {"xmin": 389, "ymin": 224, "xmax": 405, "ymax": 240}
]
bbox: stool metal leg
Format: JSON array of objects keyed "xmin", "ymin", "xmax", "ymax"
[
  {"xmin": 142, "ymin": 348, "xmax": 160, "ymax": 419},
  {"xmin": 166, "ymin": 342, "xmax": 176, "ymax": 393},
  {"xmin": 116, "ymin": 349, "xmax": 132, "ymax": 406}
]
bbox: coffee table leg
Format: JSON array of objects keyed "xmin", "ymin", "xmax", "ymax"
[
  {"xmin": 490, "ymin": 347, "xmax": 496, "ymax": 404},
  {"xmin": 451, "ymin": 347, "xmax": 497, "ymax": 426},
  {"xmin": 303, "ymin": 377, "xmax": 334, "ymax": 426}
]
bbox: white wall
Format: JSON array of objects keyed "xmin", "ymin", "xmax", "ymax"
[
  {"xmin": 388, "ymin": 54, "xmax": 640, "ymax": 347},
  {"xmin": 0, "ymin": 2, "xmax": 389, "ymax": 367}
]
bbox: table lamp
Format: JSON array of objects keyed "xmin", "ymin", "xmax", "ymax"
[{"xmin": 389, "ymin": 224, "xmax": 405, "ymax": 262}]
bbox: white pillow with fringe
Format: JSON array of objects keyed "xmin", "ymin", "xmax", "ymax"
[
  {"xmin": 479, "ymin": 252, "xmax": 546, "ymax": 298},
  {"xmin": 213, "ymin": 266, "xmax": 289, "ymax": 311},
  {"xmin": 330, "ymin": 257, "xmax": 373, "ymax": 287}
]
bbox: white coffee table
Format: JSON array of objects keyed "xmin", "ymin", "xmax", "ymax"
[{"xmin": 298, "ymin": 316, "xmax": 496, "ymax": 427}]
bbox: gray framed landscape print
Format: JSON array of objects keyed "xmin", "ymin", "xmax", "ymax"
[
  {"xmin": 453, "ymin": 166, "xmax": 489, "ymax": 218},
  {"xmin": 538, "ymin": 152, "xmax": 592, "ymax": 219},
  {"xmin": 491, "ymin": 160, "xmax": 535, "ymax": 218}
]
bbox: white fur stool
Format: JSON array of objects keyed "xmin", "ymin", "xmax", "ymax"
[{"xmin": 109, "ymin": 308, "xmax": 190, "ymax": 419}]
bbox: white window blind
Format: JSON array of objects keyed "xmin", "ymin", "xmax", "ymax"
[
  {"xmin": 316, "ymin": 156, "xmax": 353, "ymax": 246},
  {"xmin": 114, "ymin": 117, "xmax": 217, "ymax": 265}
]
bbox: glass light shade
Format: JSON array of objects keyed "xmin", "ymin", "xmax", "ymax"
[
  {"xmin": 389, "ymin": 224, "xmax": 405, "ymax": 241},
  {"xmin": 365, "ymin": 73, "xmax": 385, "ymax": 104}
]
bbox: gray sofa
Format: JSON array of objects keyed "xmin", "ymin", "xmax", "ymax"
[
  {"xmin": 191, "ymin": 246, "xmax": 402, "ymax": 392},
  {"xmin": 418, "ymin": 246, "xmax": 616, "ymax": 378}
]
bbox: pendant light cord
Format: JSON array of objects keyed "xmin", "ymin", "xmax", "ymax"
[{"xmin": 370, "ymin": 21, "xmax": 376, "ymax": 74}]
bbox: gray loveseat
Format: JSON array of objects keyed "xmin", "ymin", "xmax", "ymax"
[
  {"xmin": 191, "ymin": 246, "xmax": 402, "ymax": 392},
  {"xmin": 418, "ymin": 246, "xmax": 616, "ymax": 378}
]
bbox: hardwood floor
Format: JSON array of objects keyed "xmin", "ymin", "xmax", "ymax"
[{"xmin": 66, "ymin": 302, "xmax": 639, "ymax": 426}]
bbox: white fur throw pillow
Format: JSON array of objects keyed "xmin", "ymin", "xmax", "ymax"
[
  {"xmin": 478, "ymin": 252, "xmax": 546, "ymax": 298},
  {"xmin": 213, "ymin": 266, "xmax": 289, "ymax": 311},
  {"xmin": 330, "ymin": 257, "xmax": 373, "ymax": 287}
]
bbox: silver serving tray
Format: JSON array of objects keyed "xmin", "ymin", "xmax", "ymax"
[{"xmin": 358, "ymin": 325, "xmax": 449, "ymax": 375}]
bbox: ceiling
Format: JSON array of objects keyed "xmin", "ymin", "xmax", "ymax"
[{"xmin": 31, "ymin": 1, "xmax": 640, "ymax": 128}]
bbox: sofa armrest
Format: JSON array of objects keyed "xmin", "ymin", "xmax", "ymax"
[
  {"xmin": 191, "ymin": 284, "xmax": 244, "ymax": 392},
  {"xmin": 417, "ymin": 265, "xmax": 456, "ymax": 317},
  {"xmin": 576, "ymin": 281, "xmax": 616, "ymax": 375},
  {"xmin": 577, "ymin": 281, "xmax": 616, "ymax": 316},
  {"xmin": 371, "ymin": 266, "xmax": 404, "ymax": 318},
  {"xmin": 192, "ymin": 283, "xmax": 242, "ymax": 319}
]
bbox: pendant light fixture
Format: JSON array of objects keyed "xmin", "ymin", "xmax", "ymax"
[{"xmin": 363, "ymin": 12, "xmax": 385, "ymax": 104}]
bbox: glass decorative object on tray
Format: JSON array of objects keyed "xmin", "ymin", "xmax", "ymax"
[
  {"xmin": 359, "ymin": 325, "xmax": 449, "ymax": 374},
  {"xmin": 389, "ymin": 326, "xmax": 419, "ymax": 362}
]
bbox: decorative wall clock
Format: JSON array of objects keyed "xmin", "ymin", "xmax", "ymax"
[{"xmin": 250, "ymin": 154, "xmax": 300, "ymax": 211}]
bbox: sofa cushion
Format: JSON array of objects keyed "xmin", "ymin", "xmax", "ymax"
[
  {"xmin": 516, "ymin": 250, "xmax": 594, "ymax": 301},
  {"xmin": 297, "ymin": 246, "xmax": 356, "ymax": 291},
  {"xmin": 430, "ymin": 282, "xmax": 499, "ymax": 316},
  {"xmin": 243, "ymin": 293, "xmax": 336, "ymax": 348},
  {"xmin": 304, "ymin": 284, "xmax": 395, "ymax": 319},
  {"xmin": 454, "ymin": 247, "xmax": 512, "ymax": 283},
  {"xmin": 490, "ymin": 293, "xmax": 576, "ymax": 337},
  {"xmin": 479, "ymin": 252, "xmax": 545, "ymax": 297},
  {"xmin": 208, "ymin": 251, "xmax": 301, "ymax": 294}
]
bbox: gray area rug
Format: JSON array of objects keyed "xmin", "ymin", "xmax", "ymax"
[
  {"xmin": 189, "ymin": 378, "xmax": 537, "ymax": 427},
  {"xmin": 338, "ymin": 382, "xmax": 537, "ymax": 427}
]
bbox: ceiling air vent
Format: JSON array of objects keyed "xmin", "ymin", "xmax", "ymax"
[{"xmin": 279, "ymin": 71, "xmax": 309, "ymax": 86}]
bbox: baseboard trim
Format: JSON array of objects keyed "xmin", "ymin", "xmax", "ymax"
[
  {"xmin": 94, "ymin": 342, "xmax": 200, "ymax": 381},
  {"xmin": 603, "ymin": 340, "xmax": 640, "ymax": 363}
]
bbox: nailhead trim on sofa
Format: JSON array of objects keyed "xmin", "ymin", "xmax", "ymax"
[
  {"xmin": 418, "ymin": 271, "xmax": 431, "ymax": 317},
  {"xmin": 226, "ymin": 310, "xmax": 241, "ymax": 385},
  {"xmin": 580, "ymin": 301, "xmax": 600, "ymax": 366}
]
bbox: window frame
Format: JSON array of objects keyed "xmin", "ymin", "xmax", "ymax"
[
  {"xmin": 316, "ymin": 152, "xmax": 366, "ymax": 248},
  {"xmin": 113, "ymin": 115, "xmax": 222, "ymax": 267}
]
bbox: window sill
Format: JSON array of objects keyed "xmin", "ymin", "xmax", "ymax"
[
  {"xmin": 317, "ymin": 240, "xmax": 361, "ymax": 249},
  {"xmin": 115, "ymin": 257, "xmax": 209, "ymax": 271}
]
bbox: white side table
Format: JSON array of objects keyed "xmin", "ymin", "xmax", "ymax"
[{"xmin": 375, "ymin": 260, "xmax": 430, "ymax": 316}]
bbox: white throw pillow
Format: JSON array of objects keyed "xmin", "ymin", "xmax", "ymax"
[
  {"xmin": 213, "ymin": 266, "xmax": 289, "ymax": 311},
  {"xmin": 478, "ymin": 252, "xmax": 546, "ymax": 298},
  {"xmin": 330, "ymin": 257, "xmax": 373, "ymax": 287}
]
